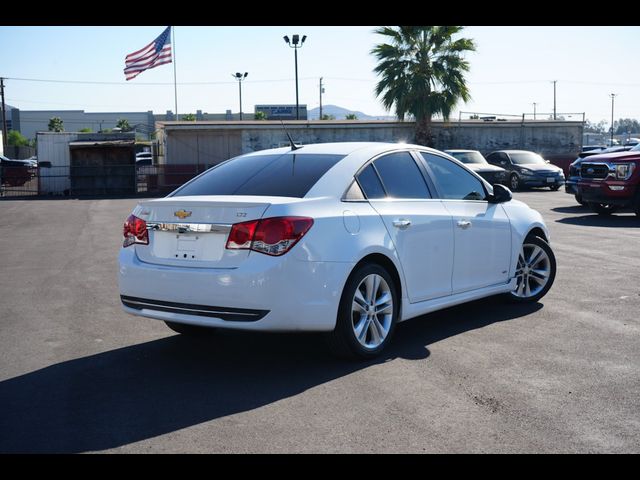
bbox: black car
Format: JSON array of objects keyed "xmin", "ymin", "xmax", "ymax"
[
  {"xmin": 565, "ymin": 145, "xmax": 634, "ymax": 205},
  {"xmin": 443, "ymin": 149, "xmax": 507, "ymax": 185},
  {"xmin": 486, "ymin": 150, "xmax": 565, "ymax": 191}
]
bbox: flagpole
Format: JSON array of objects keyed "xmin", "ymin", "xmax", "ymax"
[{"xmin": 172, "ymin": 26, "xmax": 178, "ymax": 120}]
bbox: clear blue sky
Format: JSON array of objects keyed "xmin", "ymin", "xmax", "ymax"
[{"xmin": 1, "ymin": 26, "xmax": 638, "ymax": 124}]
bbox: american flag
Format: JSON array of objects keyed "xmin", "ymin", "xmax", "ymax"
[{"xmin": 124, "ymin": 26, "xmax": 172, "ymax": 81}]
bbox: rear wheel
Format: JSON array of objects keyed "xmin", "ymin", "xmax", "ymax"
[
  {"xmin": 507, "ymin": 236, "xmax": 556, "ymax": 303},
  {"xmin": 588, "ymin": 202, "xmax": 619, "ymax": 216},
  {"xmin": 165, "ymin": 321, "xmax": 217, "ymax": 336},
  {"xmin": 325, "ymin": 263, "xmax": 398, "ymax": 359}
]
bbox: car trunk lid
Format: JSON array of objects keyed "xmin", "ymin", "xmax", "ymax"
[{"xmin": 132, "ymin": 196, "xmax": 274, "ymax": 268}]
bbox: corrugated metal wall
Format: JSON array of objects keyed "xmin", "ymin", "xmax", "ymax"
[{"xmin": 166, "ymin": 130, "xmax": 242, "ymax": 167}]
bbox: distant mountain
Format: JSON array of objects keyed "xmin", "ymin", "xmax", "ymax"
[{"xmin": 308, "ymin": 104, "xmax": 396, "ymax": 121}]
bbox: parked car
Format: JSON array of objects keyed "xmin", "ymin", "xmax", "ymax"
[
  {"xmin": 443, "ymin": 149, "xmax": 507, "ymax": 185},
  {"xmin": 486, "ymin": 150, "xmax": 565, "ymax": 191},
  {"xmin": 577, "ymin": 143, "xmax": 640, "ymax": 216},
  {"xmin": 119, "ymin": 142, "xmax": 556, "ymax": 359},
  {"xmin": 0, "ymin": 154, "xmax": 36, "ymax": 187},
  {"xmin": 566, "ymin": 145, "xmax": 633, "ymax": 205}
]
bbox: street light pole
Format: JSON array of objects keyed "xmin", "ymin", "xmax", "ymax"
[
  {"xmin": 232, "ymin": 72, "xmax": 248, "ymax": 120},
  {"xmin": 532, "ymin": 102, "xmax": 537, "ymax": 120},
  {"xmin": 552, "ymin": 80, "xmax": 557, "ymax": 120},
  {"xmin": 283, "ymin": 34, "xmax": 307, "ymax": 120},
  {"xmin": 610, "ymin": 93, "xmax": 617, "ymax": 146}
]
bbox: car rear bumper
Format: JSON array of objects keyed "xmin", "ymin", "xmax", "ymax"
[{"xmin": 118, "ymin": 247, "xmax": 353, "ymax": 332}]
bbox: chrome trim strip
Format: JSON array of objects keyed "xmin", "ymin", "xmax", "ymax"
[
  {"xmin": 123, "ymin": 298, "xmax": 260, "ymax": 316},
  {"xmin": 120, "ymin": 295, "xmax": 269, "ymax": 322},
  {"xmin": 146, "ymin": 222, "xmax": 232, "ymax": 234}
]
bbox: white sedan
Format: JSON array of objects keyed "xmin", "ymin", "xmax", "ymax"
[{"xmin": 119, "ymin": 142, "xmax": 556, "ymax": 358}]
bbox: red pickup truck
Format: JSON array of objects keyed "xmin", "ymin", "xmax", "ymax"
[{"xmin": 577, "ymin": 146, "xmax": 640, "ymax": 216}]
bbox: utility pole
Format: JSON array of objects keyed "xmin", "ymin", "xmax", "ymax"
[
  {"xmin": 0, "ymin": 77, "xmax": 8, "ymax": 151},
  {"xmin": 552, "ymin": 80, "xmax": 557, "ymax": 120},
  {"xmin": 319, "ymin": 77, "xmax": 324, "ymax": 120},
  {"xmin": 532, "ymin": 102, "xmax": 537, "ymax": 120},
  {"xmin": 610, "ymin": 93, "xmax": 617, "ymax": 147}
]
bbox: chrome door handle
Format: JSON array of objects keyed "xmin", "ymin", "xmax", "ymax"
[
  {"xmin": 393, "ymin": 219, "xmax": 412, "ymax": 229},
  {"xmin": 457, "ymin": 220, "xmax": 472, "ymax": 229}
]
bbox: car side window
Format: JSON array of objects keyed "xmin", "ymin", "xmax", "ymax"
[
  {"xmin": 420, "ymin": 153, "xmax": 488, "ymax": 201},
  {"xmin": 372, "ymin": 152, "xmax": 431, "ymax": 199},
  {"xmin": 356, "ymin": 164, "xmax": 386, "ymax": 199}
]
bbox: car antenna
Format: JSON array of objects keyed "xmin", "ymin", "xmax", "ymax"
[{"xmin": 280, "ymin": 120, "xmax": 302, "ymax": 151}]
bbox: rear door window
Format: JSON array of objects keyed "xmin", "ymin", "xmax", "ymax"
[{"xmin": 373, "ymin": 152, "xmax": 431, "ymax": 199}]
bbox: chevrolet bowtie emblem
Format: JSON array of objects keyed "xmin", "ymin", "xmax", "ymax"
[{"xmin": 174, "ymin": 209, "xmax": 192, "ymax": 219}]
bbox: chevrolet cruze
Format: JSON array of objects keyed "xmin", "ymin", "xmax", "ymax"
[{"xmin": 119, "ymin": 142, "xmax": 556, "ymax": 358}]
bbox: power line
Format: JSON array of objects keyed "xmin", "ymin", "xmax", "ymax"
[{"xmin": 4, "ymin": 76, "xmax": 317, "ymax": 86}]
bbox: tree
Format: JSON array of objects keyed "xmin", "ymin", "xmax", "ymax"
[
  {"xmin": 79, "ymin": 127, "xmax": 92, "ymax": 133},
  {"xmin": 254, "ymin": 111, "xmax": 267, "ymax": 120},
  {"xmin": 614, "ymin": 118, "xmax": 640, "ymax": 135},
  {"xmin": 48, "ymin": 117, "xmax": 64, "ymax": 132},
  {"xmin": 116, "ymin": 118, "xmax": 132, "ymax": 131},
  {"xmin": 181, "ymin": 113, "xmax": 196, "ymax": 121},
  {"xmin": 321, "ymin": 114, "xmax": 335, "ymax": 120},
  {"xmin": 585, "ymin": 119, "xmax": 607, "ymax": 134},
  {"xmin": 345, "ymin": 113, "xmax": 358, "ymax": 120},
  {"xmin": 7, "ymin": 130, "xmax": 29, "ymax": 146},
  {"xmin": 372, "ymin": 26, "xmax": 476, "ymax": 147}
]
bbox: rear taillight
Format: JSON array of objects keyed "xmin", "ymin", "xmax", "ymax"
[
  {"xmin": 123, "ymin": 214, "xmax": 149, "ymax": 247},
  {"xmin": 226, "ymin": 216, "xmax": 313, "ymax": 256}
]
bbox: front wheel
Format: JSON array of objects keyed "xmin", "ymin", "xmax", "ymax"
[
  {"xmin": 588, "ymin": 203, "xmax": 619, "ymax": 216},
  {"xmin": 510, "ymin": 174, "xmax": 520, "ymax": 191},
  {"xmin": 325, "ymin": 263, "xmax": 398, "ymax": 359},
  {"xmin": 507, "ymin": 236, "xmax": 556, "ymax": 303},
  {"xmin": 575, "ymin": 193, "xmax": 585, "ymax": 205}
]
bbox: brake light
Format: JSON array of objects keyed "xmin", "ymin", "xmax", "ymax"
[
  {"xmin": 226, "ymin": 216, "xmax": 313, "ymax": 256},
  {"xmin": 123, "ymin": 214, "xmax": 149, "ymax": 247}
]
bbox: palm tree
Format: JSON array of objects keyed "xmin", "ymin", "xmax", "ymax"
[{"xmin": 372, "ymin": 26, "xmax": 476, "ymax": 147}]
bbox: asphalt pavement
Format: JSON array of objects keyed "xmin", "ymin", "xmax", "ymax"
[{"xmin": 0, "ymin": 190, "xmax": 638, "ymax": 453}]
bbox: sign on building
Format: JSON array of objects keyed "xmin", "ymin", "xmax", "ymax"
[{"xmin": 255, "ymin": 104, "xmax": 307, "ymax": 120}]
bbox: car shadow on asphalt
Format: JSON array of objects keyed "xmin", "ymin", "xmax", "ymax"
[
  {"xmin": 0, "ymin": 296, "xmax": 541, "ymax": 453},
  {"xmin": 553, "ymin": 212, "xmax": 640, "ymax": 228}
]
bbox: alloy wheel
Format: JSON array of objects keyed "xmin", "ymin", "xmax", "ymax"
[
  {"xmin": 512, "ymin": 242, "xmax": 552, "ymax": 299},
  {"xmin": 351, "ymin": 274, "xmax": 393, "ymax": 349}
]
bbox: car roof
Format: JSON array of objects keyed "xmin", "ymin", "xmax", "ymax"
[
  {"xmin": 240, "ymin": 141, "xmax": 430, "ymax": 158},
  {"xmin": 444, "ymin": 149, "xmax": 480, "ymax": 153}
]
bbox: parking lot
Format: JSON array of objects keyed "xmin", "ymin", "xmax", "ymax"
[{"xmin": 0, "ymin": 190, "xmax": 638, "ymax": 453}]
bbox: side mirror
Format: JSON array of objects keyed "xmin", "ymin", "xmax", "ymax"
[
  {"xmin": 546, "ymin": 160, "xmax": 551, "ymax": 163},
  {"xmin": 488, "ymin": 183, "xmax": 512, "ymax": 204}
]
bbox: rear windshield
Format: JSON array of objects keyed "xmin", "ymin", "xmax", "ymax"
[{"xmin": 171, "ymin": 152, "xmax": 345, "ymax": 198}]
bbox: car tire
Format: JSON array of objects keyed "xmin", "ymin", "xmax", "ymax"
[
  {"xmin": 575, "ymin": 193, "xmax": 585, "ymax": 206},
  {"xmin": 325, "ymin": 263, "xmax": 399, "ymax": 359},
  {"xmin": 164, "ymin": 321, "xmax": 217, "ymax": 336},
  {"xmin": 588, "ymin": 202, "xmax": 619, "ymax": 216},
  {"xmin": 509, "ymin": 173, "xmax": 520, "ymax": 191},
  {"xmin": 550, "ymin": 185, "xmax": 561, "ymax": 191},
  {"xmin": 634, "ymin": 193, "xmax": 640, "ymax": 218},
  {"xmin": 506, "ymin": 235, "xmax": 556, "ymax": 304}
]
